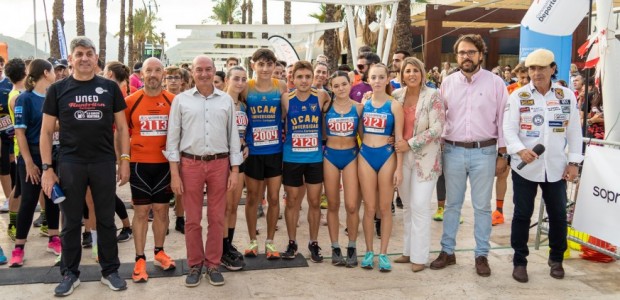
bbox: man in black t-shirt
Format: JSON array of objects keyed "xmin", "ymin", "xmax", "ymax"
[{"xmin": 40, "ymin": 36, "xmax": 131, "ymax": 297}]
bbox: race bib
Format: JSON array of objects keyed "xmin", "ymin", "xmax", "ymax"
[
  {"xmin": 235, "ymin": 110, "xmax": 248, "ymax": 134},
  {"xmin": 252, "ymin": 125, "xmax": 279, "ymax": 146},
  {"xmin": 292, "ymin": 132, "xmax": 318, "ymax": 152},
  {"xmin": 328, "ymin": 117, "xmax": 355, "ymax": 136},
  {"xmin": 363, "ymin": 113, "xmax": 387, "ymax": 133},
  {"xmin": 139, "ymin": 115, "xmax": 168, "ymax": 136},
  {"xmin": 0, "ymin": 116, "xmax": 13, "ymax": 132}
]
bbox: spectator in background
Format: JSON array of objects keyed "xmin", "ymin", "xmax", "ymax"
[
  {"xmin": 130, "ymin": 61, "xmax": 144, "ymax": 93},
  {"xmin": 52, "ymin": 59, "xmax": 69, "ymax": 81},
  {"xmin": 568, "ymin": 63, "xmax": 579, "ymax": 90},
  {"xmin": 214, "ymin": 71, "xmax": 226, "ymax": 91},
  {"xmin": 389, "ymin": 50, "xmax": 410, "ymax": 89},
  {"xmin": 277, "ymin": 61, "xmax": 288, "ymax": 80},
  {"xmin": 439, "ymin": 62, "xmax": 451, "ymax": 85},
  {"xmin": 0, "ymin": 56, "xmax": 13, "ymax": 90},
  {"xmin": 226, "ymin": 57, "xmax": 239, "ymax": 70},
  {"xmin": 586, "ymin": 89, "xmax": 604, "ymax": 139},
  {"xmin": 180, "ymin": 68, "xmax": 192, "ymax": 91},
  {"xmin": 506, "ymin": 63, "xmax": 529, "ymax": 95},
  {"xmin": 350, "ymin": 52, "xmax": 380, "ymax": 102},
  {"xmin": 272, "ymin": 62, "xmax": 285, "ymax": 81}
]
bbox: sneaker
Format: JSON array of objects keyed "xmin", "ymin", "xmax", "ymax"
[
  {"xmin": 221, "ymin": 251, "xmax": 245, "ymax": 271},
  {"xmin": 185, "ymin": 265, "xmax": 203, "ymax": 287},
  {"xmin": 82, "ymin": 232, "xmax": 92, "ymax": 248},
  {"xmin": 257, "ymin": 204, "xmax": 265, "ymax": 218},
  {"xmin": 154, "ymin": 250, "xmax": 176, "ymax": 271},
  {"xmin": 492, "ymin": 210, "xmax": 504, "ymax": 226},
  {"xmin": 361, "ymin": 251, "xmax": 374, "ymax": 269},
  {"xmin": 265, "ymin": 242, "xmax": 280, "ymax": 260},
  {"xmin": 148, "ymin": 209, "xmax": 154, "ymax": 222},
  {"xmin": 100, "ymin": 272, "xmax": 127, "ymax": 291},
  {"xmin": 39, "ymin": 224, "xmax": 49, "ymax": 237},
  {"xmin": 391, "ymin": 201, "xmax": 395, "ymax": 214},
  {"xmin": 378, "ymin": 254, "xmax": 392, "ymax": 272},
  {"xmin": 320, "ymin": 213, "xmax": 327, "ymax": 226},
  {"xmin": 117, "ymin": 227, "xmax": 133, "ymax": 242},
  {"xmin": 175, "ymin": 218, "xmax": 185, "ymax": 234},
  {"xmin": 395, "ymin": 196, "xmax": 403, "ymax": 209},
  {"xmin": 375, "ymin": 218, "xmax": 381, "ymax": 239},
  {"xmin": 8, "ymin": 224, "xmax": 16, "ymax": 241},
  {"xmin": 132, "ymin": 258, "xmax": 148, "ymax": 283},
  {"xmin": 345, "ymin": 247, "xmax": 358, "ymax": 268},
  {"xmin": 206, "ymin": 267, "xmax": 225, "ymax": 286},
  {"xmin": 281, "ymin": 240, "xmax": 298, "ymax": 259},
  {"xmin": 9, "ymin": 248, "xmax": 24, "ymax": 268},
  {"xmin": 0, "ymin": 200, "xmax": 8, "ymax": 213},
  {"xmin": 229, "ymin": 244, "xmax": 243, "ymax": 260},
  {"xmin": 244, "ymin": 240, "xmax": 258, "ymax": 257},
  {"xmin": 320, "ymin": 194, "xmax": 328, "ymax": 209},
  {"xmin": 54, "ymin": 272, "xmax": 80, "ymax": 297},
  {"xmin": 33, "ymin": 213, "xmax": 44, "ymax": 227},
  {"xmin": 0, "ymin": 246, "xmax": 7, "ymax": 265},
  {"xmin": 331, "ymin": 247, "xmax": 345, "ymax": 266},
  {"xmin": 433, "ymin": 207, "xmax": 444, "ymax": 221},
  {"xmin": 54, "ymin": 253, "xmax": 62, "ymax": 267},
  {"xmin": 308, "ymin": 241, "xmax": 323, "ymax": 263},
  {"xmin": 47, "ymin": 236, "xmax": 62, "ymax": 256}
]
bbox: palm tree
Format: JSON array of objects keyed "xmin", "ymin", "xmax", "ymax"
[
  {"xmin": 118, "ymin": 0, "xmax": 126, "ymax": 62},
  {"xmin": 310, "ymin": 4, "xmax": 343, "ymax": 69},
  {"xmin": 50, "ymin": 0, "xmax": 64, "ymax": 59},
  {"xmin": 210, "ymin": 0, "xmax": 241, "ymax": 48},
  {"xmin": 284, "ymin": 2, "xmax": 291, "ymax": 38},
  {"xmin": 99, "ymin": 0, "xmax": 107, "ymax": 63},
  {"xmin": 261, "ymin": 0, "xmax": 267, "ymax": 39},
  {"xmin": 132, "ymin": 6, "xmax": 160, "ymax": 62},
  {"xmin": 394, "ymin": 0, "xmax": 413, "ymax": 55},
  {"xmin": 128, "ymin": 0, "xmax": 135, "ymax": 66},
  {"xmin": 362, "ymin": 6, "xmax": 378, "ymax": 49},
  {"xmin": 76, "ymin": 0, "xmax": 85, "ymax": 36}
]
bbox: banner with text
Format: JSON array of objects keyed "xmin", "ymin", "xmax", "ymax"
[
  {"xmin": 573, "ymin": 146, "xmax": 620, "ymax": 246},
  {"xmin": 519, "ymin": 27, "xmax": 572, "ymax": 83}
]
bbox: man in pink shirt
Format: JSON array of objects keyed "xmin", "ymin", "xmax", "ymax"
[{"xmin": 429, "ymin": 34, "xmax": 508, "ymax": 277}]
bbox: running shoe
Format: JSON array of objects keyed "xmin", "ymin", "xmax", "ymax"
[
  {"xmin": 396, "ymin": 196, "xmax": 403, "ymax": 209},
  {"xmin": 100, "ymin": 272, "xmax": 127, "ymax": 291},
  {"xmin": 54, "ymin": 272, "xmax": 80, "ymax": 297},
  {"xmin": 185, "ymin": 265, "xmax": 202, "ymax": 287},
  {"xmin": 132, "ymin": 258, "xmax": 148, "ymax": 283},
  {"xmin": 8, "ymin": 224, "xmax": 16, "ymax": 241},
  {"xmin": 221, "ymin": 251, "xmax": 245, "ymax": 271},
  {"xmin": 39, "ymin": 224, "xmax": 49, "ymax": 237},
  {"xmin": 391, "ymin": 201, "xmax": 395, "ymax": 214},
  {"xmin": 378, "ymin": 254, "xmax": 392, "ymax": 272},
  {"xmin": 0, "ymin": 200, "xmax": 8, "ymax": 213},
  {"xmin": 492, "ymin": 210, "xmax": 505, "ymax": 226},
  {"xmin": 320, "ymin": 194, "xmax": 328, "ymax": 209},
  {"xmin": 244, "ymin": 240, "xmax": 258, "ymax": 257},
  {"xmin": 54, "ymin": 253, "xmax": 62, "ymax": 266},
  {"xmin": 154, "ymin": 250, "xmax": 176, "ymax": 271},
  {"xmin": 82, "ymin": 232, "xmax": 92, "ymax": 248},
  {"xmin": 331, "ymin": 247, "xmax": 345, "ymax": 266},
  {"xmin": 265, "ymin": 242, "xmax": 280, "ymax": 260},
  {"xmin": 0, "ymin": 246, "xmax": 7, "ymax": 265},
  {"xmin": 308, "ymin": 241, "xmax": 323, "ymax": 263},
  {"xmin": 33, "ymin": 213, "xmax": 45, "ymax": 227},
  {"xmin": 175, "ymin": 217, "xmax": 185, "ymax": 234},
  {"xmin": 229, "ymin": 244, "xmax": 243, "ymax": 260},
  {"xmin": 345, "ymin": 247, "xmax": 358, "ymax": 268},
  {"xmin": 433, "ymin": 207, "xmax": 444, "ymax": 221},
  {"xmin": 320, "ymin": 213, "xmax": 327, "ymax": 226},
  {"xmin": 361, "ymin": 251, "xmax": 374, "ymax": 269},
  {"xmin": 117, "ymin": 227, "xmax": 133, "ymax": 243},
  {"xmin": 47, "ymin": 236, "xmax": 62, "ymax": 256},
  {"xmin": 281, "ymin": 240, "xmax": 298, "ymax": 259},
  {"xmin": 9, "ymin": 248, "xmax": 24, "ymax": 268}
]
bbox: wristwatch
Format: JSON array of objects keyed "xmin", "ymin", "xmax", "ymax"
[
  {"xmin": 498, "ymin": 153, "xmax": 509, "ymax": 159},
  {"xmin": 42, "ymin": 163, "xmax": 53, "ymax": 171}
]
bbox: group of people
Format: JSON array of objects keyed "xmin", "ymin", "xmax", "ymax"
[{"xmin": 0, "ymin": 33, "xmax": 586, "ymax": 296}]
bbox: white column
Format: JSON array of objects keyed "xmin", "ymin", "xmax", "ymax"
[
  {"xmin": 382, "ymin": 2, "xmax": 399, "ymax": 64},
  {"xmin": 345, "ymin": 5, "xmax": 357, "ymax": 64},
  {"xmin": 377, "ymin": 5, "xmax": 387, "ymax": 58}
]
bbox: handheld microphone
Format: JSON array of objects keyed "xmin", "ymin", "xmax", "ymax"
[{"xmin": 517, "ymin": 144, "xmax": 546, "ymax": 170}]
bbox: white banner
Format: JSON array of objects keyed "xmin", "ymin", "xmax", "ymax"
[
  {"xmin": 572, "ymin": 146, "xmax": 620, "ymax": 246},
  {"xmin": 268, "ymin": 35, "xmax": 299, "ymax": 66},
  {"xmin": 521, "ymin": 0, "xmax": 589, "ymax": 36}
]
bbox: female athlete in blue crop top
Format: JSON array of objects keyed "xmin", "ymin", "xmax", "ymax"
[
  {"xmin": 323, "ymin": 71, "xmax": 364, "ymax": 266},
  {"xmin": 358, "ymin": 64, "xmax": 404, "ymax": 272}
]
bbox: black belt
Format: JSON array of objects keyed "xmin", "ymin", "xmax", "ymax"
[
  {"xmin": 181, "ymin": 152, "xmax": 229, "ymax": 161},
  {"xmin": 444, "ymin": 138, "xmax": 497, "ymax": 149}
]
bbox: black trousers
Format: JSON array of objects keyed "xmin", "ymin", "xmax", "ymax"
[
  {"xmin": 511, "ymin": 170, "xmax": 568, "ymax": 266},
  {"xmin": 58, "ymin": 161, "xmax": 120, "ymax": 277}
]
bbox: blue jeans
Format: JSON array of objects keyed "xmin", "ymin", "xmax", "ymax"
[{"xmin": 440, "ymin": 143, "xmax": 496, "ymax": 257}]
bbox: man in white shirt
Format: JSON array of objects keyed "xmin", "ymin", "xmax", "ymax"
[{"xmin": 503, "ymin": 49, "xmax": 583, "ymax": 283}]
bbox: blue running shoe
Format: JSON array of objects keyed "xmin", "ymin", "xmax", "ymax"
[
  {"xmin": 361, "ymin": 251, "xmax": 374, "ymax": 269},
  {"xmin": 0, "ymin": 246, "xmax": 7, "ymax": 265},
  {"xmin": 378, "ymin": 254, "xmax": 392, "ymax": 272}
]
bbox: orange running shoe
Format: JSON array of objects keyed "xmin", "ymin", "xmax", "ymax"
[
  {"xmin": 244, "ymin": 240, "xmax": 258, "ymax": 257},
  {"xmin": 132, "ymin": 258, "xmax": 148, "ymax": 283},
  {"xmin": 154, "ymin": 250, "xmax": 176, "ymax": 271},
  {"xmin": 492, "ymin": 210, "xmax": 504, "ymax": 226},
  {"xmin": 265, "ymin": 242, "xmax": 280, "ymax": 260}
]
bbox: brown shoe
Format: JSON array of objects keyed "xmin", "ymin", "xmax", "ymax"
[
  {"xmin": 548, "ymin": 259, "xmax": 565, "ymax": 279},
  {"xmin": 512, "ymin": 265, "xmax": 528, "ymax": 283},
  {"xmin": 411, "ymin": 263, "xmax": 426, "ymax": 272},
  {"xmin": 475, "ymin": 256, "xmax": 491, "ymax": 277},
  {"xmin": 430, "ymin": 251, "xmax": 456, "ymax": 270},
  {"xmin": 394, "ymin": 256, "xmax": 410, "ymax": 263}
]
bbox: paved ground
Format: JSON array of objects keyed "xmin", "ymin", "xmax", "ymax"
[{"xmin": 0, "ymin": 179, "xmax": 618, "ymax": 299}]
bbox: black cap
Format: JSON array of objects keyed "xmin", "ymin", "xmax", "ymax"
[
  {"xmin": 133, "ymin": 62, "xmax": 143, "ymax": 72},
  {"xmin": 53, "ymin": 59, "xmax": 68, "ymax": 69}
]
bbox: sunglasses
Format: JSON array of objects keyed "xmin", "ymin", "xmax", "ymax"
[{"xmin": 357, "ymin": 64, "xmax": 369, "ymax": 70}]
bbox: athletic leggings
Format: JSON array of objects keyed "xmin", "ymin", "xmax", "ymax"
[
  {"xmin": 83, "ymin": 194, "xmax": 128, "ymax": 220},
  {"xmin": 15, "ymin": 150, "xmax": 60, "ymax": 240}
]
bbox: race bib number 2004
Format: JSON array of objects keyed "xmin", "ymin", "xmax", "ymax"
[{"xmin": 253, "ymin": 125, "xmax": 279, "ymax": 146}]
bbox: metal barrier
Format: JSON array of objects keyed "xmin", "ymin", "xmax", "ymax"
[{"xmin": 534, "ymin": 138, "xmax": 620, "ymax": 260}]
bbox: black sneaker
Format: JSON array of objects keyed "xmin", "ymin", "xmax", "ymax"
[
  {"xmin": 117, "ymin": 227, "xmax": 133, "ymax": 243},
  {"xmin": 221, "ymin": 251, "xmax": 245, "ymax": 271},
  {"xmin": 175, "ymin": 218, "xmax": 185, "ymax": 234},
  {"xmin": 396, "ymin": 196, "xmax": 403, "ymax": 209},
  {"xmin": 308, "ymin": 241, "xmax": 323, "ymax": 263},
  {"xmin": 331, "ymin": 247, "xmax": 346, "ymax": 266},
  {"xmin": 148, "ymin": 209, "xmax": 154, "ymax": 222},
  {"xmin": 345, "ymin": 247, "xmax": 358, "ymax": 268},
  {"xmin": 55, "ymin": 272, "xmax": 80, "ymax": 297},
  {"xmin": 257, "ymin": 204, "xmax": 265, "ymax": 218},
  {"xmin": 206, "ymin": 267, "xmax": 225, "ymax": 286},
  {"xmin": 391, "ymin": 201, "xmax": 395, "ymax": 214},
  {"xmin": 229, "ymin": 244, "xmax": 243, "ymax": 260},
  {"xmin": 82, "ymin": 232, "xmax": 92, "ymax": 248},
  {"xmin": 375, "ymin": 217, "xmax": 382, "ymax": 239},
  {"xmin": 33, "ymin": 213, "xmax": 45, "ymax": 228},
  {"xmin": 100, "ymin": 272, "xmax": 127, "ymax": 291},
  {"xmin": 281, "ymin": 240, "xmax": 298, "ymax": 259},
  {"xmin": 185, "ymin": 265, "xmax": 203, "ymax": 287}
]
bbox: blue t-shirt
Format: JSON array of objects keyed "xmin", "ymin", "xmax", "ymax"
[{"xmin": 14, "ymin": 90, "xmax": 45, "ymax": 145}]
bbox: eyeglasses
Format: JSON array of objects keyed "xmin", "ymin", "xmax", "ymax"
[
  {"xmin": 456, "ymin": 50, "xmax": 479, "ymax": 57},
  {"xmin": 357, "ymin": 64, "xmax": 369, "ymax": 70},
  {"xmin": 165, "ymin": 76, "xmax": 181, "ymax": 81}
]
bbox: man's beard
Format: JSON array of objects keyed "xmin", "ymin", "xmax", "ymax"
[{"xmin": 459, "ymin": 59, "xmax": 480, "ymax": 73}]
